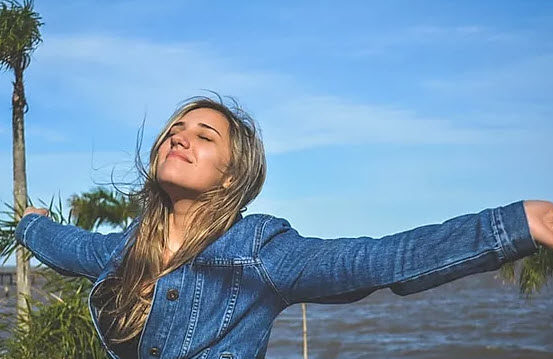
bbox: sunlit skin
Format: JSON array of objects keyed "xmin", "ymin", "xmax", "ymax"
[
  {"xmin": 22, "ymin": 108, "xmax": 237, "ymax": 264},
  {"xmin": 155, "ymin": 108, "xmax": 233, "ymax": 260}
]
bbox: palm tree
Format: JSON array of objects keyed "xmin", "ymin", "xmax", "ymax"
[
  {"xmin": 0, "ymin": 189, "xmax": 136, "ymax": 359},
  {"xmin": 0, "ymin": 0, "xmax": 43, "ymax": 323},
  {"xmin": 68, "ymin": 186, "xmax": 141, "ymax": 231}
]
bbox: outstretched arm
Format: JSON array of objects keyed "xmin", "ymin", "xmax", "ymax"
[
  {"xmin": 15, "ymin": 207, "xmax": 139, "ymax": 281},
  {"xmin": 258, "ymin": 200, "xmax": 545, "ymax": 306}
]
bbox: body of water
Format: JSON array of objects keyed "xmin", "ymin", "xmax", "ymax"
[
  {"xmin": 267, "ymin": 270, "xmax": 552, "ymax": 359},
  {"xmin": 1, "ymin": 270, "xmax": 551, "ymax": 358}
]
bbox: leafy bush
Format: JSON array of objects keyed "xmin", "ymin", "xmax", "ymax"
[
  {"xmin": 0, "ymin": 194, "xmax": 113, "ymax": 359},
  {"xmin": 0, "ymin": 268, "xmax": 108, "ymax": 359}
]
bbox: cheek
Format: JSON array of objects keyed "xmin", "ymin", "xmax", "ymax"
[
  {"xmin": 159, "ymin": 140, "xmax": 170, "ymax": 154},
  {"xmin": 160, "ymin": 140, "xmax": 173, "ymax": 156},
  {"xmin": 155, "ymin": 144, "xmax": 169, "ymax": 169},
  {"xmin": 199, "ymin": 149, "xmax": 227, "ymax": 173}
]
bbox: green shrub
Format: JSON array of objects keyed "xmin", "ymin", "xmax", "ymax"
[{"xmin": 0, "ymin": 268, "xmax": 108, "ymax": 359}]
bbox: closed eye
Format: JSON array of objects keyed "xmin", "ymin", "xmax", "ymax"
[{"xmin": 164, "ymin": 131, "xmax": 212, "ymax": 142}]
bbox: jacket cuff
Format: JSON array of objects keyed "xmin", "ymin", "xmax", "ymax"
[
  {"xmin": 492, "ymin": 200, "xmax": 539, "ymax": 262},
  {"xmin": 14, "ymin": 213, "xmax": 46, "ymax": 247}
]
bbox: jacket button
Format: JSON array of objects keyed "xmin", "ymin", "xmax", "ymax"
[
  {"xmin": 149, "ymin": 347, "xmax": 161, "ymax": 357},
  {"xmin": 167, "ymin": 288, "xmax": 179, "ymax": 301}
]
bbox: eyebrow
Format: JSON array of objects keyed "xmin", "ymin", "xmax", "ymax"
[{"xmin": 171, "ymin": 121, "xmax": 222, "ymax": 138}]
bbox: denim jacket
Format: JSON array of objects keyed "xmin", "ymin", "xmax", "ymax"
[{"xmin": 14, "ymin": 200, "xmax": 538, "ymax": 359}]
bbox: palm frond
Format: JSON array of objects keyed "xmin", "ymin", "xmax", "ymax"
[
  {"xmin": 0, "ymin": 0, "xmax": 43, "ymax": 72},
  {"xmin": 0, "ymin": 192, "xmax": 67, "ymax": 264},
  {"xmin": 68, "ymin": 186, "xmax": 140, "ymax": 231}
]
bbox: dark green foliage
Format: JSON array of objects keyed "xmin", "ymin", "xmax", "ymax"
[
  {"xmin": 0, "ymin": 0, "xmax": 43, "ymax": 72},
  {"xmin": 0, "ymin": 195, "xmax": 66, "ymax": 265},
  {"xmin": 0, "ymin": 188, "xmax": 139, "ymax": 359},
  {"xmin": 69, "ymin": 186, "xmax": 141, "ymax": 231},
  {"xmin": 499, "ymin": 245, "xmax": 553, "ymax": 298},
  {"xmin": 0, "ymin": 269, "xmax": 108, "ymax": 359}
]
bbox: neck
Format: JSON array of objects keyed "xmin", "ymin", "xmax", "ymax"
[
  {"xmin": 163, "ymin": 183, "xmax": 200, "ymax": 232},
  {"xmin": 169, "ymin": 197, "xmax": 196, "ymax": 228}
]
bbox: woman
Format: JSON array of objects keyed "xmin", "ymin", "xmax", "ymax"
[{"xmin": 16, "ymin": 96, "xmax": 553, "ymax": 359}]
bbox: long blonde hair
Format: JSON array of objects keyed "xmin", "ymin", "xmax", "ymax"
[{"xmin": 92, "ymin": 96, "xmax": 266, "ymax": 344}]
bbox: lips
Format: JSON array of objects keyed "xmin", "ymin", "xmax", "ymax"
[{"xmin": 167, "ymin": 151, "xmax": 193, "ymax": 163}]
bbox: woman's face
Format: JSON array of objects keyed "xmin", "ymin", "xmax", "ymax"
[{"xmin": 156, "ymin": 108, "xmax": 232, "ymax": 201}]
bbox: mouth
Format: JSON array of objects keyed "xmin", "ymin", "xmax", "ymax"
[{"xmin": 167, "ymin": 151, "xmax": 193, "ymax": 163}]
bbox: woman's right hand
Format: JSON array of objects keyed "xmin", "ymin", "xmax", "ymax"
[{"xmin": 22, "ymin": 206, "xmax": 50, "ymax": 218}]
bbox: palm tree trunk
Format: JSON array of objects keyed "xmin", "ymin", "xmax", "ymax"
[
  {"xmin": 301, "ymin": 303, "xmax": 308, "ymax": 359},
  {"xmin": 12, "ymin": 64, "xmax": 30, "ymax": 326}
]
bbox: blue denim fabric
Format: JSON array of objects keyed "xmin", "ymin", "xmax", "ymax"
[{"xmin": 14, "ymin": 200, "xmax": 538, "ymax": 359}]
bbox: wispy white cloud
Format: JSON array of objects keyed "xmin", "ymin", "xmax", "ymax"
[
  {"xmin": 353, "ymin": 24, "xmax": 524, "ymax": 57},
  {"xmin": 259, "ymin": 95, "xmax": 533, "ymax": 153},
  {"xmin": 0, "ymin": 150, "xmax": 138, "ymax": 207},
  {"xmin": 30, "ymin": 34, "xmax": 289, "ymax": 126},
  {"xmin": 407, "ymin": 25, "xmax": 506, "ymax": 40},
  {"xmin": 23, "ymin": 33, "xmax": 538, "ymax": 155}
]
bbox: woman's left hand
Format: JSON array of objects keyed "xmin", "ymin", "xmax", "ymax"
[{"xmin": 523, "ymin": 200, "xmax": 553, "ymax": 249}]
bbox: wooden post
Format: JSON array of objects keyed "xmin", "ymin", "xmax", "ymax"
[{"xmin": 301, "ymin": 302, "xmax": 308, "ymax": 359}]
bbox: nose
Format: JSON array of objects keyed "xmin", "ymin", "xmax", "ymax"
[{"xmin": 170, "ymin": 131, "xmax": 190, "ymax": 149}]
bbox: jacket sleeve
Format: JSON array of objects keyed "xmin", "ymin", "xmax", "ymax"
[
  {"xmin": 14, "ymin": 213, "xmax": 140, "ymax": 281},
  {"xmin": 257, "ymin": 200, "xmax": 539, "ymax": 306}
]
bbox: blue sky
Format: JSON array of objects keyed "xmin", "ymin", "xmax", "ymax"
[{"xmin": 1, "ymin": 1, "xmax": 552, "ymax": 266}]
